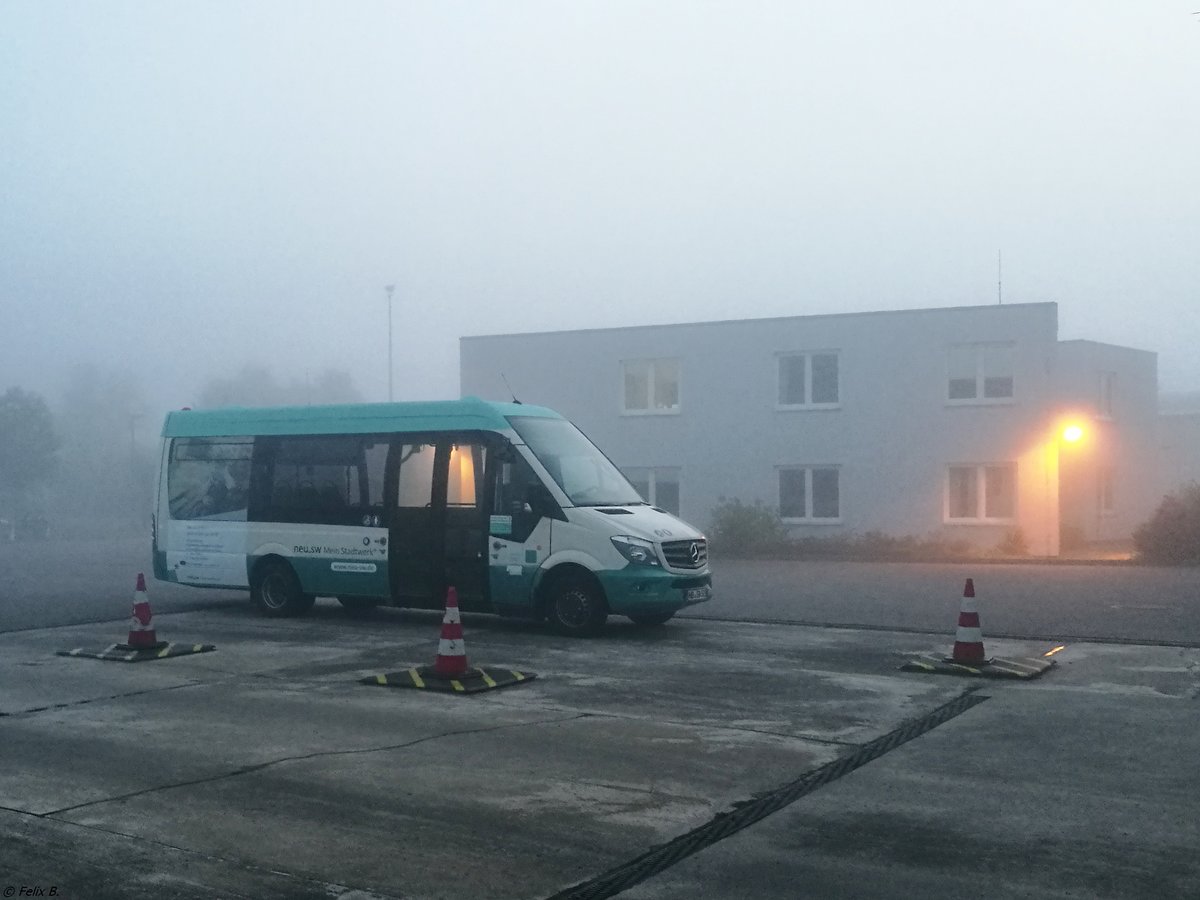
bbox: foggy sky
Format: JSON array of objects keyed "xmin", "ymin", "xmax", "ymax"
[{"xmin": 2, "ymin": 1, "xmax": 1198, "ymax": 428}]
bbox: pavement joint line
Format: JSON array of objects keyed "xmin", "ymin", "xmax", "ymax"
[
  {"xmin": 483, "ymin": 697, "xmax": 870, "ymax": 748},
  {"xmin": 484, "ymin": 698, "xmax": 878, "ymax": 748},
  {"xmin": 0, "ymin": 681, "xmax": 204, "ymax": 719},
  {"xmin": 543, "ymin": 687, "xmax": 990, "ymax": 900},
  {"xmin": 569, "ymin": 778, "xmax": 710, "ymax": 810},
  {"xmin": 0, "ymin": 601, "xmax": 249, "ymax": 637},
  {"xmin": 2, "ymin": 668, "xmax": 302, "ymax": 719},
  {"xmin": 14, "ymin": 611, "xmax": 1200, "ymax": 649},
  {"xmin": 39, "ymin": 712, "xmax": 593, "ymax": 818},
  {"xmin": 0, "ymin": 804, "xmax": 404, "ymax": 900},
  {"xmin": 678, "ymin": 613, "xmax": 1200, "ymax": 649},
  {"xmin": 584, "ymin": 711, "xmax": 862, "ymax": 748}
]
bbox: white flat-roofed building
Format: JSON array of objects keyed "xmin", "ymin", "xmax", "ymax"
[
  {"xmin": 461, "ymin": 302, "xmax": 1161, "ymax": 556},
  {"xmin": 1158, "ymin": 394, "xmax": 1200, "ymax": 509}
]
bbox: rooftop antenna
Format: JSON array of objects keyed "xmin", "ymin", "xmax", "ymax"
[
  {"xmin": 997, "ymin": 250, "xmax": 1003, "ymax": 305},
  {"xmin": 500, "ymin": 373, "xmax": 522, "ymax": 404}
]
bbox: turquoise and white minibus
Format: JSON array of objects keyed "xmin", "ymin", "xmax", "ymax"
[{"xmin": 153, "ymin": 398, "xmax": 711, "ymax": 634}]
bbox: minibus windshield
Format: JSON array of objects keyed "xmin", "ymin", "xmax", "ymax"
[{"xmin": 508, "ymin": 416, "xmax": 644, "ymax": 507}]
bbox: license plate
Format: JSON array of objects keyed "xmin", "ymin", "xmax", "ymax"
[{"xmin": 685, "ymin": 586, "xmax": 710, "ymax": 603}]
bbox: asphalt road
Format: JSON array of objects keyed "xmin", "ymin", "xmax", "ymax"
[
  {"xmin": 0, "ymin": 536, "xmax": 246, "ymax": 633},
  {"xmin": 2, "ymin": 537, "xmax": 1199, "ymax": 644},
  {"xmin": 700, "ymin": 557, "xmax": 1200, "ymax": 646}
]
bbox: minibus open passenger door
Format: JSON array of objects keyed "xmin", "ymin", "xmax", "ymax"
[
  {"xmin": 387, "ymin": 439, "xmax": 441, "ymax": 607},
  {"xmin": 441, "ymin": 440, "xmax": 489, "ymax": 610},
  {"xmin": 386, "ymin": 436, "xmax": 490, "ymax": 612}
]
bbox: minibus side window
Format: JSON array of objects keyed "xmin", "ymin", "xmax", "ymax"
[
  {"xmin": 447, "ymin": 443, "xmax": 482, "ymax": 508},
  {"xmin": 364, "ymin": 441, "xmax": 389, "ymax": 508},
  {"xmin": 168, "ymin": 437, "xmax": 253, "ymax": 521},
  {"xmin": 396, "ymin": 443, "xmax": 436, "ymax": 508},
  {"xmin": 263, "ymin": 435, "xmax": 387, "ymax": 525}
]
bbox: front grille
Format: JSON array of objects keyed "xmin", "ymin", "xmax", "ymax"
[{"xmin": 661, "ymin": 539, "xmax": 708, "ymax": 570}]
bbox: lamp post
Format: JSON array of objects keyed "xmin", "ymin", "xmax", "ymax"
[{"xmin": 385, "ymin": 284, "xmax": 396, "ymax": 401}]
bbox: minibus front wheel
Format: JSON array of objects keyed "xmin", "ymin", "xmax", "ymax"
[
  {"xmin": 543, "ymin": 570, "xmax": 608, "ymax": 636},
  {"xmin": 251, "ymin": 558, "xmax": 316, "ymax": 617}
]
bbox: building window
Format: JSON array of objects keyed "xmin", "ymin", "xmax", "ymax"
[
  {"xmin": 622, "ymin": 359, "xmax": 680, "ymax": 414},
  {"xmin": 779, "ymin": 466, "xmax": 841, "ymax": 522},
  {"xmin": 946, "ymin": 464, "xmax": 1016, "ymax": 522},
  {"xmin": 1098, "ymin": 372, "xmax": 1115, "ymax": 419},
  {"xmin": 1098, "ymin": 466, "xmax": 1115, "ymax": 515},
  {"xmin": 778, "ymin": 352, "xmax": 840, "ymax": 408},
  {"xmin": 624, "ymin": 467, "xmax": 681, "ymax": 515},
  {"xmin": 947, "ymin": 343, "xmax": 1014, "ymax": 403}
]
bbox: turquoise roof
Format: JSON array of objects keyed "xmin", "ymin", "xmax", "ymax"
[{"xmin": 161, "ymin": 397, "xmax": 562, "ymax": 438}]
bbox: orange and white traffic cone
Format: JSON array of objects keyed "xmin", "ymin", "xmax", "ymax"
[
  {"xmin": 948, "ymin": 578, "xmax": 988, "ymax": 664},
  {"xmin": 124, "ymin": 573, "xmax": 163, "ymax": 650},
  {"xmin": 432, "ymin": 586, "xmax": 469, "ymax": 678}
]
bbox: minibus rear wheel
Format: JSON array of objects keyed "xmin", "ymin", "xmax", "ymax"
[
  {"xmin": 545, "ymin": 574, "xmax": 608, "ymax": 636},
  {"xmin": 251, "ymin": 559, "xmax": 316, "ymax": 617}
]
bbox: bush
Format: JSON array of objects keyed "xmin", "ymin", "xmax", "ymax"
[
  {"xmin": 1134, "ymin": 483, "xmax": 1200, "ymax": 565},
  {"xmin": 995, "ymin": 527, "xmax": 1029, "ymax": 557},
  {"xmin": 705, "ymin": 501, "xmax": 978, "ymax": 561},
  {"xmin": 1059, "ymin": 522, "xmax": 1086, "ymax": 552},
  {"xmin": 707, "ymin": 497, "xmax": 787, "ymax": 555},
  {"xmin": 796, "ymin": 530, "xmax": 973, "ymax": 561}
]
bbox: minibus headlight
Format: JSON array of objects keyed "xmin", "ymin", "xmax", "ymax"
[{"xmin": 611, "ymin": 535, "xmax": 660, "ymax": 567}]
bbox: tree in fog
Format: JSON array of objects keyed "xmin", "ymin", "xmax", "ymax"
[
  {"xmin": 196, "ymin": 365, "xmax": 363, "ymax": 408},
  {"xmin": 0, "ymin": 387, "xmax": 60, "ymax": 521},
  {"xmin": 52, "ymin": 364, "xmax": 153, "ymax": 535}
]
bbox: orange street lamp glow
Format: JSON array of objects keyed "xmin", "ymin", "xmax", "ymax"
[{"xmin": 1062, "ymin": 424, "xmax": 1084, "ymax": 443}]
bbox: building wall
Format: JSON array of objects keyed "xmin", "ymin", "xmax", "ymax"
[
  {"xmin": 461, "ymin": 302, "xmax": 1159, "ymax": 555},
  {"xmin": 1053, "ymin": 341, "xmax": 1159, "ymax": 543},
  {"xmin": 1159, "ymin": 413, "xmax": 1200, "ymax": 495}
]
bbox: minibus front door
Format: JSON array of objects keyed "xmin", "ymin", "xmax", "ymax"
[{"xmin": 486, "ymin": 446, "xmax": 554, "ymax": 616}]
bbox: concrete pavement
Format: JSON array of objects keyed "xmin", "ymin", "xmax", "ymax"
[
  {"xmin": 625, "ymin": 641, "xmax": 1200, "ymax": 899},
  {"xmin": 1, "ymin": 602, "xmax": 1197, "ymax": 899}
]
